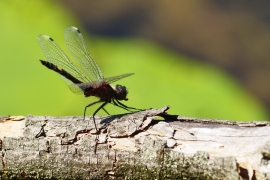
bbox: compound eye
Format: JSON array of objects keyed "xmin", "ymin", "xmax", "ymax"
[{"xmin": 115, "ymin": 85, "xmax": 128, "ymax": 100}]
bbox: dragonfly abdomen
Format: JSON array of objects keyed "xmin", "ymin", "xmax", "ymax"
[{"xmin": 40, "ymin": 60, "xmax": 82, "ymax": 84}]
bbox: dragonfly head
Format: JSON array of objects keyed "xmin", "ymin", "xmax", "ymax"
[{"xmin": 115, "ymin": 84, "xmax": 128, "ymax": 101}]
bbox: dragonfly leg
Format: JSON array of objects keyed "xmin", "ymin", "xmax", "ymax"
[
  {"xmin": 112, "ymin": 99, "xmax": 143, "ymax": 112},
  {"xmin": 83, "ymin": 99, "xmax": 103, "ymax": 121},
  {"xmin": 115, "ymin": 99, "xmax": 143, "ymax": 111},
  {"xmin": 92, "ymin": 102, "xmax": 108, "ymax": 132},
  {"xmin": 111, "ymin": 100, "xmax": 132, "ymax": 112},
  {"xmin": 102, "ymin": 108, "xmax": 110, "ymax": 115}
]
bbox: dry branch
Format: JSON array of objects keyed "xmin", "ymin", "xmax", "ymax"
[{"xmin": 0, "ymin": 106, "xmax": 270, "ymax": 179}]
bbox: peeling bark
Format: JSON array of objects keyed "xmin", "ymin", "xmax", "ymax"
[{"xmin": 0, "ymin": 106, "xmax": 270, "ymax": 179}]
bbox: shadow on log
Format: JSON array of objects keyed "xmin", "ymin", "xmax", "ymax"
[{"xmin": 0, "ymin": 106, "xmax": 270, "ymax": 179}]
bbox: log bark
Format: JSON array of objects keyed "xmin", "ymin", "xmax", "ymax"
[{"xmin": 0, "ymin": 106, "xmax": 270, "ymax": 179}]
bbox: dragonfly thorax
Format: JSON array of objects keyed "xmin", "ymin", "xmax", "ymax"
[{"xmin": 114, "ymin": 84, "xmax": 128, "ymax": 101}]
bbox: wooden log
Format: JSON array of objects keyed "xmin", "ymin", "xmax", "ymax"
[{"xmin": 0, "ymin": 106, "xmax": 269, "ymax": 179}]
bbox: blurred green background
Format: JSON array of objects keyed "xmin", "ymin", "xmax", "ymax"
[{"xmin": 0, "ymin": 1, "xmax": 269, "ymax": 121}]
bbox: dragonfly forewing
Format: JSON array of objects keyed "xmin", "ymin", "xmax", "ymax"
[
  {"xmin": 64, "ymin": 26, "xmax": 103, "ymax": 81},
  {"xmin": 37, "ymin": 34, "xmax": 90, "ymax": 84}
]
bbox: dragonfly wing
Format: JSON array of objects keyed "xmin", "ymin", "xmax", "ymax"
[
  {"xmin": 103, "ymin": 73, "xmax": 134, "ymax": 84},
  {"xmin": 64, "ymin": 26, "xmax": 103, "ymax": 81},
  {"xmin": 62, "ymin": 77, "xmax": 84, "ymax": 95},
  {"xmin": 37, "ymin": 34, "xmax": 90, "ymax": 84}
]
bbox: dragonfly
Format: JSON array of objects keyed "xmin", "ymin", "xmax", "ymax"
[{"xmin": 37, "ymin": 26, "xmax": 141, "ymax": 132}]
